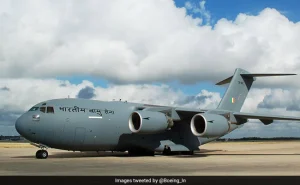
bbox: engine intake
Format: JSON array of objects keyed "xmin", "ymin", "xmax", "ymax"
[
  {"xmin": 129, "ymin": 111, "xmax": 173, "ymax": 134},
  {"xmin": 190, "ymin": 113, "xmax": 230, "ymax": 137}
]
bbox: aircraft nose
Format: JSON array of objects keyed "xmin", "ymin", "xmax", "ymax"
[{"xmin": 15, "ymin": 115, "xmax": 25, "ymax": 136}]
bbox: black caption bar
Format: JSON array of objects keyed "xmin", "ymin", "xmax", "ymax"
[{"xmin": 0, "ymin": 176, "xmax": 300, "ymax": 185}]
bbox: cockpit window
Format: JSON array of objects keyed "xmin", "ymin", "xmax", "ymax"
[
  {"xmin": 40, "ymin": 107, "xmax": 46, "ymax": 113},
  {"xmin": 29, "ymin": 107, "xmax": 39, "ymax": 111},
  {"xmin": 47, "ymin": 106, "xmax": 54, "ymax": 113}
]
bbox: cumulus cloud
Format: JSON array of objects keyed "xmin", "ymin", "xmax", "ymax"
[
  {"xmin": 0, "ymin": 1, "xmax": 300, "ymax": 87},
  {"xmin": 185, "ymin": 0, "xmax": 211, "ymax": 25},
  {"xmin": 0, "ymin": 78, "xmax": 222, "ymax": 112},
  {"xmin": 224, "ymin": 87, "xmax": 300, "ymax": 138},
  {"xmin": 1, "ymin": 77, "xmax": 300, "ymax": 137},
  {"xmin": 224, "ymin": 121, "xmax": 300, "ymax": 138},
  {"xmin": 0, "ymin": 78, "xmax": 221, "ymax": 134},
  {"xmin": 287, "ymin": 104, "xmax": 300, "ymax": 111},
  {"xmin": 1, "ymin": 0, "xmax": 300, "ymax": 137},
  {"xmin": 0, "ymin": 86, "xmax": 9, "ymax": 91},
  {"xmin": 0, "ymin": 126, "xmax": 18, "ymax": 136},
  {"xmin": 0, "ymin": 109, "xmax": 23, "ymax": 126},
  {"xmin": 77, "ymin": 86, "xmax": 96, "ymax": 99},
  {"xmin": 174, "ymin": 89, "xmax": 221, "ymax": 109},
  {"xmin": 257, "ymin": 89, "xmax": 300, "ymax": 112}
]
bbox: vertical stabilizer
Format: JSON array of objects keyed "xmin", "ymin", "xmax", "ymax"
[
  {"xmin": 216, "ymin": 68, "xmax": 254, "ymax": 112},
  {"xmin": 215, "ymin": 68, "xmax": 296, "ymax": 112}
]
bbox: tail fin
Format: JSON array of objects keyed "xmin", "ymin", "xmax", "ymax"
[{"xmin": 216, "ymin": 68, "xmax": 296, "ymax": 112}]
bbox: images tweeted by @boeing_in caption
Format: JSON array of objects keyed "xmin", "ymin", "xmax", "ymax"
[{"xmin": 115, "ymin": 177, "xmax": 187, "ymax": 184}]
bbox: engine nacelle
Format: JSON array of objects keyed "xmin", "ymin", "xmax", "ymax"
[
  {"xmin": 190, "ymin": 113, "xmax": 230, "ymax": 137},
  {"xmin": 129, "ymin": 111, "xmax": 173, "ymax": 134}
]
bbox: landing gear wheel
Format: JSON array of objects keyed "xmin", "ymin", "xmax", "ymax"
[
  {"xmin": 162, "ymin": 145, "xmax": 172, "ymax": 155},
  {"xmin": 36, "ymin": 150, "xmax": 48, "ymax": 159}
]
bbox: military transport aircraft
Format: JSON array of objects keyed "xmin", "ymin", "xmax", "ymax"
[{"xmin": 15, "ymin": 68, "xmax": 300, "ymax": 159}]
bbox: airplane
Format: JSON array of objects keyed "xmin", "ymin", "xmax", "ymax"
[{"xmin": 14, "ymin": 68, "xmax": 300, "ymax": 159}]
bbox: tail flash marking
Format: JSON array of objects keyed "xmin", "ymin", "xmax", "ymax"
[{"xmin": 232, "ymin": 97, "xmax": 235, "ymax": 104}]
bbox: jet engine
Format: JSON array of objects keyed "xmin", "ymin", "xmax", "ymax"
[
  {"xmin": 190, "ymin": 113, "xmax": 230, "ymax": 137},
  {"xmin": 129, "ymin": 111, "xmax": 173, "ymax": 134}
]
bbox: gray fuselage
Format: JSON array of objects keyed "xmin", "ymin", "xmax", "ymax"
[{"xmin": 15, "ymin": 98, "xmax": 229, "ymax": 152}]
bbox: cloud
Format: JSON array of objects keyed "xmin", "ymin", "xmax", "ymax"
[
  {"xmin": 224, "ymin": 121, "xmax": 300, "ymax": 138},
  {"xmin": 185, "ymin": 1, "xmax": 211, "ymax": 25},
  {"xmin": 0, "ymin": 126, "xmax": 18, "ymax": 136},
  {"xmin": 0, "ymin": 78, "xmax": 227, "ymax": 116},
  {"xmin": 1, "ymin": 1, "xmax": 300, "ymax": 137},
  {"xmin": 174, "ymin": 89, "xmax": 221, "ymax": 109},
  {"xmin": 0, "ymin": 109, "xmax": 23, "ymax": 126},
  {"xmin": 0, "ymin": 86, "xmax": 9, "ymax": 91},
  {"xmin": 184, "ymin": 2, "xmax": 193, "ymax": 10},
  {"xmin": 77, "ymin": 86, "xmax": 96, "ymax": 99},
  {"xmin": 286, "ymin": 104, "xmax": 300, "ymax": 111},
  {"xmin": 0, "ymin": 1, "xmax": 299, "ymax": 88},
  {"xmin": 59, "ymin": 83, "xmax": 67, "ymax": 87},
  {"xmin": 257, "ymin": 89, "xmax": 300, "ymax": 111},
  {"xmin": 1, "ymin": 77, "xmax": 300, "ymax": 137},
  {"xmin": 0, "ymin": 78, "xmax": 220, "ymax": 134},
  {"xmin": 225, "ymin": 87, "xmax": 300, "ymax": 138}
]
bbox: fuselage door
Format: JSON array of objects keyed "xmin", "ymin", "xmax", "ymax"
[{"xmin": 74, "ymin": 127, "xmax": 86, "ymax": 149}]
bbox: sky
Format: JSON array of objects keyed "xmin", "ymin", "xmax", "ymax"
[{"xmin": 1, "ymin": 0, "xmax": 300, "ymax": 138}]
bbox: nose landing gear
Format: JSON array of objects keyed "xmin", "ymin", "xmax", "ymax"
[
  {"xmin": 31, "ymin": 143, "xmax": 49, "ymax": 159},
  {"xmin": 36, "ymin": 150, "xmax": 48, "ymax": 159}
]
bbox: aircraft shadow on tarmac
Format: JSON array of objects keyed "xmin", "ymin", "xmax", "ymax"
[
  {"xmin": 11, "ymin": 148, "xmax": 300, "ymax": 159},
  {"xmin": 11, "ymin": 151, "xmax": 208, "ymax": 159}
]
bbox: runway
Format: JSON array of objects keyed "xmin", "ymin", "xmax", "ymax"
[{"xmin": 1, "ymin": 141, "xmax": 300, "ymax": 175}]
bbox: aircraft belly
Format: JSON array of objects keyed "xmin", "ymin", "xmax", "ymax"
[{"xmin": 117, "ymin": 121, "xmax": 202, "ymax": 151}]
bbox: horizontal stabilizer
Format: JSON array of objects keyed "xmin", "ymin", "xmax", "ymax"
[
  {"xmin": 233, "ymin": 112, "xmax": 300, "ymax": 125},
  {"xmin": 241, "ymin": 74, "xmax": 296, "ymax": 77},
  {"xmin": 215, "ymin": 76, "xmax": 233, "ymax": 85},
  {"xmin": 216, "ymin": 73, "xmax": 296, "ymax": 85}
]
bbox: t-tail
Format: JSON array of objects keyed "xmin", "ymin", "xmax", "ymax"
[{"xmin": 215, "ymin": 68, "xmax": 296, "ymax": 112}]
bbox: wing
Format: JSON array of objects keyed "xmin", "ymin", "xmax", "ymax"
[
  {"xmin": 174, "ymin": 107, "xmax": 207, "ymax": 120},
  {"xmin": 233, "ymin": 112, "xmax": 300, "ymax": 125},
  {"xmin": 138, "ymin": 103, "xmax": 300, "ymax": 126},
  {"xmin": 137, "ymin": 104, "xmax": 207, "ymax": 121}
]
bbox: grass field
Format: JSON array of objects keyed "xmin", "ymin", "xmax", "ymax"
[{"xmin": 0, "ymin": 142, "xmax": 34, "ymax": 148}]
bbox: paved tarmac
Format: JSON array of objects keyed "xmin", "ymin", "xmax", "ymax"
[{"xmin": 0, "ymin": 141, "xmax": 300, "ymax": 175}]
